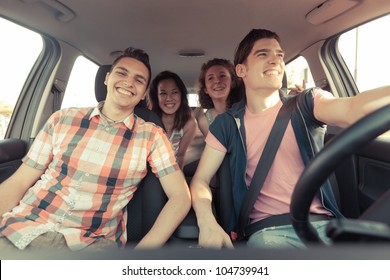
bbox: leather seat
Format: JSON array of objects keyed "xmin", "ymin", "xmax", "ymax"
[{"xmin": 0, "ymin": 138, "xmax": 27, "ymax": 184}]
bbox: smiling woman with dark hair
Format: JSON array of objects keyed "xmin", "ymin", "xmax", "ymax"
[{"xmin": 149, "ymin": 70, "xmax": 197, "ymax": 169}]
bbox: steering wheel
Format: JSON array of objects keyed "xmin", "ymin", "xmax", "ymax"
[{"xmin": 290, "ymin": 104, "xmax": 390, "ymax": 244}]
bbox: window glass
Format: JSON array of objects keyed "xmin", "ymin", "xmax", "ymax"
[
  {"xmin": 61, "ymin": 56, "xmax": 98, "ymax": 109},
  {"xmin": 285, "ymin": 56, "xmax": 315, "ymax": 90},
  {"xmin": 338, "ymin": 15, "xmax": 390, "ymax": 92},
  {"xmin": 187, "ymin": 92, "xmax": 200, "ymax": 108},
  {"xmin": 0, "ymin": 18, "xmax": 43, "ymax": 139}
]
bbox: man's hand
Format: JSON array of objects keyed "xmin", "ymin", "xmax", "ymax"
[
  {"xmin": 288, "ymin": 79, "xmax": 306, "ymax": 95},
  {"xmin": 198, "ymin": 218, "xmax": 234, "ymax": 249}
]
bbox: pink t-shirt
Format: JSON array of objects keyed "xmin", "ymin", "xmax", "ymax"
[{"xmin": 206, "ymin": 89, "xmax": 333, "ymax": 223}]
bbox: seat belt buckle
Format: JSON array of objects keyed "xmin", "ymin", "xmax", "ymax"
[{"xmin": 230, "ymin": 231, "xmax": 238, "ymax": 241}]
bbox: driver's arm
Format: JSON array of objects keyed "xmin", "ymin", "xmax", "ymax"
[
  {"xmin": 190, "ymin": 144, "xmax": 234, "ymax": 249},
  {"xmin": 0, "ymin": 163, "xmax": 44, "ymax": 216},
  {"xmin": 314, "ymin": 86, "xmax": 390, "ymax": 128}
]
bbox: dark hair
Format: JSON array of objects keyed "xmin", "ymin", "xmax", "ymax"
[
  {"xmin": 198, "ymin": 58, "xmax": 242, "ymax": 109},
  {"xmin": 234, "ymin": 29, "xmax": 280, "ymax": 66},
  {"xmin": 149, "ymin": 70, "xmax": 192, "ymax": 131},
  {"xmin": 111, "ymin": 47, "xmax": 152, "ymax": 87}
]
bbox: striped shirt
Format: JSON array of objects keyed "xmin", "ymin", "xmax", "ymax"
[
  {"xmin": 0, "ymin": 102, "xmax": 179, "ymax": 250},
  {"xmin": 168, "ymin": 128, "xmax": 184, "ymax": 156}
]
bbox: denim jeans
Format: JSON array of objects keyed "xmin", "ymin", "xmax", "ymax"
[{"xmin": 247, "ymin": 220, "xmax": 331, "ymax": 249}]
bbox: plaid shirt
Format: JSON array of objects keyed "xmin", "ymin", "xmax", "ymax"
[{"xmin": 0, "ymin": 102, "xmax": 179, "ymax": 250}]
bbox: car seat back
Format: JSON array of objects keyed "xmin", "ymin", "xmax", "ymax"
[{"xmin": 0, "ymin": 138, "xmax": 27, "ymax": 183}]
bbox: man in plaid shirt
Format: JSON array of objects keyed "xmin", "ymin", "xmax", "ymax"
[{"xmin": 0, "ymin": 47, "xmax": 191, "ymax": 251}]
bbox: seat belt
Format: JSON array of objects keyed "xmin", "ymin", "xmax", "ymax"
[{"xmin": 236, "ymin": 96, "xmax": 297, "ymax": 240}]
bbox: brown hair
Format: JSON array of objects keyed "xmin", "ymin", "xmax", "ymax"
[
  {"xmin": 111, "ymin": 47, "xmax": 152, "ymax": 87},
  {"xmin": 198, "ymin": 58, "xmax": 243, "ymax": 109},
  {"xmin": 234, "ymin": 29, "xmax": 280, "ymax": 66}
]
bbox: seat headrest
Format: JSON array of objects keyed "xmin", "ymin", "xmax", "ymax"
[
  {"xmin": 95, "ymin": 65, "xmax": 111, "ymax": 102},
  {"xmin": 94, "ymin": 64, "xmax": 147, "ymax": 107}
]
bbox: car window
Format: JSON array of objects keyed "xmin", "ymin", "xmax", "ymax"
[
  {"xmin": 285, "ymin": 56, "xmax": 315, "ymax": 90},
  {"xmin": 338, "ymin": 14, "xmax": 390, "ymax": 138},
  {"xmin": 61, "ymin": 56, "xmax": 99, "ymax": 109},
  {"xmin": 187, "ymin": 90, "xmax": 200, "ymax": 108},
  {"xmin": 0, "ymin": 17, "xmax": 43, "ymax": 139},
  {"xmin": 338, "ymin": 14, "xmax": 390, "ymax": 92}
]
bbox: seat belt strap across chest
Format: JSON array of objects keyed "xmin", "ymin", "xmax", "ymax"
[{"xmin": 236, "ymin": 96, "xmax": 297, "ymax": 240}]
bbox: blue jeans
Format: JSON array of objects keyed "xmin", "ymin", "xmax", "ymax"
[{"xmin": 247, "ymin": 221, "xmax": 331, "ymax": 249}]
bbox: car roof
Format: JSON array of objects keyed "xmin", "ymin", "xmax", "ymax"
[{"xmin": 1, "ymin": 0, "xmax": 390, "ymax": 88}]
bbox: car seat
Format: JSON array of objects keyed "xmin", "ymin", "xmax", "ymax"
[{"xmin": 0, "ymin": 138, "xmax": 27, "ymax": 184}]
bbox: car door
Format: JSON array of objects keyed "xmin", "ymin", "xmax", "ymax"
[
  {"xmin": 0, "ymin": 17, "xmax": 59, "ymax": 183},
  {"xmin": 323, "ymin": 15, "xmax": 390, "ymax": 218}
]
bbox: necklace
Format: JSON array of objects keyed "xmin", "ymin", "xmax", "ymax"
[{"xmin": 101, "ymin": 111, "xmax": 128, "ymax": 123}]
